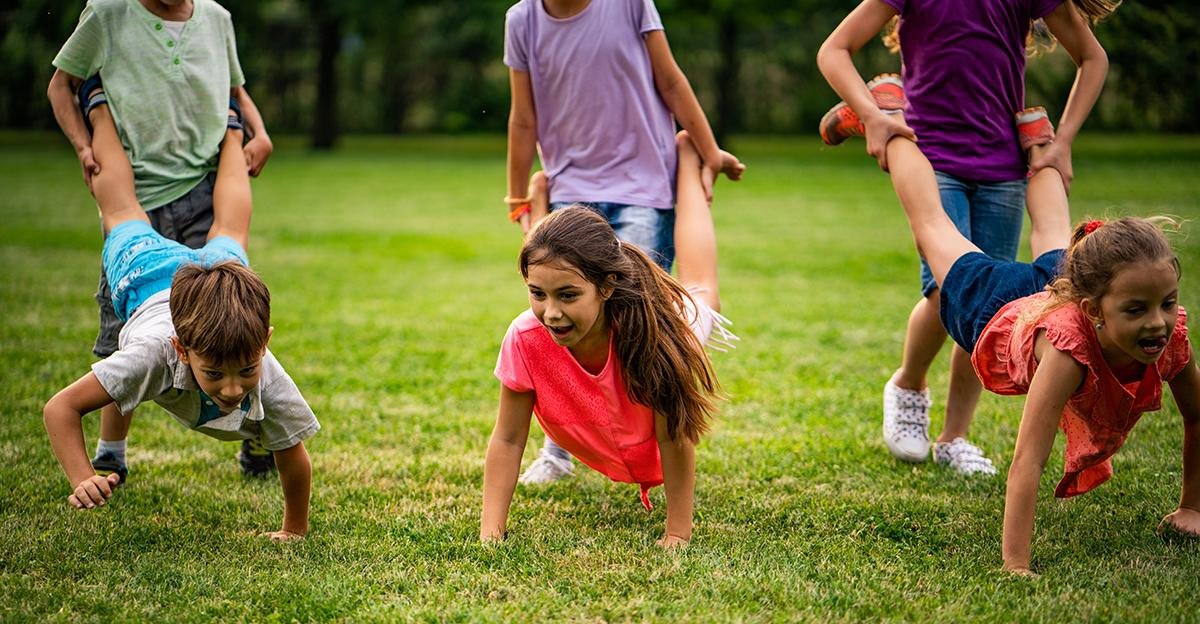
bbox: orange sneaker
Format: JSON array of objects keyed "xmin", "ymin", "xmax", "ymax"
[
  {"xmin": 819, "ymin": 74, "xmax": 906, "ymax": 146},
  {"xmin": 1016, "ymin": 106, "xmax": 1055, "ymax": 151}
]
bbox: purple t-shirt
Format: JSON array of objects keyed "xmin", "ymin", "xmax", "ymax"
[
  {"xmin": 880, "ymin": 0, "xmax": 1063, "ymax": 182},
  {"xmin": 504, "ymin": 0, "xmax": 676, "ymax": 209}
]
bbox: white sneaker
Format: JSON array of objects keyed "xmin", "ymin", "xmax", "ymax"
[
  {"xmin": 883, "ymin": 375, "xmax": 931, "ymax": 462},
  {"xmin": 517, "ymin": 451, "xmax": 573, "ymax": 484},
  {"xmin": 933, "ymin": 437, "xmax": 997, "ymax": 476}
]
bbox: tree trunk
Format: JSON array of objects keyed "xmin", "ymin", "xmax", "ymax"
[
  {"xmin": 312, "ymin": 2, "xmax": 341, "ymax": 149},
  {"xmin": 713, "ymin": 11, "xmax": 740, "ymax": 146}
]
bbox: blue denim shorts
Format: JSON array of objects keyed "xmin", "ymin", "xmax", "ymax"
[
  {"xmin": 549, "ymin": 202, "xmax": 675, "ymax": 271},
  {"xmin": 102, "ymin": 221, "xmax": 248, "ymax": 322},
  {"xmin": 939, "ymin": 249, "xmax": 1064, "ymax": 353},
  {"xmin": 920, "ymin": 172, "xmax": 1026, "ymax": 297}
]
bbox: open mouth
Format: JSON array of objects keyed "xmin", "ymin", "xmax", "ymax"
[
  {"xmin": 546, "ymin": 324, "xmax": 574, "ymax": 338},
  {"xmin": 1137, "ymin": 335, "xmax": 1168, "ymax": 355}
]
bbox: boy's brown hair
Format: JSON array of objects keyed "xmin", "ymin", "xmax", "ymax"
[{"xmin": 169, "ymin": 261, "xmax": 271, "ymax": 364}]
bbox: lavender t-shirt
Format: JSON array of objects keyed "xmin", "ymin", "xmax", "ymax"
[
  {"xmin": 880, "ymin": 0, "xmax": 1062, "ymax": 181},
  {"xmin": 504, "ymin": 0, "xmax": 676, "ymax": 209}
]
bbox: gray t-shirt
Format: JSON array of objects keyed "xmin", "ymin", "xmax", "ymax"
[{"xmin": 91, "ymin": 291, "xmax": 319, "ymax": 450}]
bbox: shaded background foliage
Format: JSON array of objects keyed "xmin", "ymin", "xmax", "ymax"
[{"xmin": 2, "ymin": 0, "xmax": 1197, "ymax": 146}]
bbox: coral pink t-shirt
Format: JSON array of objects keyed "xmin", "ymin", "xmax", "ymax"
[
  {"xmin": 973, "ymin": 292, "xmax": 1191, "ymax": 497},
  {"xmin": 495, "ymin": 310, "xmax": 663, "ymax": 507}
]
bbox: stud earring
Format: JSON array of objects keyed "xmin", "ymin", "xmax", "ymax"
[{"xmin": 1095, "ymin": 321, "xmax": 1104, "ymax": 330}]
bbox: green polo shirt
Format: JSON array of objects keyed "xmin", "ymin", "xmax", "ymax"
[{"xmin": 53, "ymin": 0, "xmax": 245, "ymax": 210}]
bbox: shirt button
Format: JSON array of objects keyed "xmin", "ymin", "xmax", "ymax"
[
  {"xmin": 205, "ymin": 400, "xmax": 213, "ymax": 405},
  {"xmin": 173, "ymin": 57, "xmax": 180, "ymax": 65},
  {"xmin": 167, "ymin": 40, "xmax": 174, "ymax": 47},
  {"xmin": 155, "ymin": 22, "xmax": 163, "ymax": 30}
]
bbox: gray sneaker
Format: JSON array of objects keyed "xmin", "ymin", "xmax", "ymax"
[
  {"xmin": 883, "ymin": 375, "xmax": 931, "ymax": 462},
  {"xmin": 933, "ymin": 437, "xmax": 997, "ymax": 476}
]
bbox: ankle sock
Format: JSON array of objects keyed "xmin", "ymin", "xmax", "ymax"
[{"xmin": 94, "ymin": 439, "xmax": 127, "ymax": 466}]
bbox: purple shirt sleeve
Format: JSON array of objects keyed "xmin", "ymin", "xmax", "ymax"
[
  {"xmin": 503, "ymin": 5, "xmax": 529, "ymax": 72},
  {"xmin": 878, "ymin": 0, "xmax": 905, "ymax": 15},
  {"xmin": 638, "ymin": 0, "xmax": 664, "ymax": 34}
]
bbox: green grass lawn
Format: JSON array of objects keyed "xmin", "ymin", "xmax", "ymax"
[{"xmin": 1, "ymin": 131, "xmax": 1198, "ymax": 622}]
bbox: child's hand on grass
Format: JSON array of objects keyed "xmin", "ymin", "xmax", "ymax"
[
  {"xmin": 657, "ymin": 534, "xmax": 689, "ymax": 549},
  {"xmin": 68, "ymin": 473, "xmax": 121, "ymax": 509},
  {"xmin": 1002, "ymin": 563, "xmax": 1039, "ymax": 579},
  {"xmin": 1157, "ymin": 508, "xmax": 1200, "ymax": 539},
  {"xmin": 262, "ymin": 529, "xmax": 305, "ymax": 542}
]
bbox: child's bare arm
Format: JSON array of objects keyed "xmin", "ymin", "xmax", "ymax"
[
  {"xmin": 655, "ymin": 412, "xmax": 696, "ymax": 547},
  {"xmin": 44, "ymin": 373, "xmax": 122, "ymax": 509},
  {"xmin": 480, "ymin": 386, "xmax": 535, "ymax": 541},
  {"xmin": 1002, "ymin": 340, "xmax": 1084, "ymax": 573},
  {"xmin": 817, "ymin": 0, "xmax": 914, "ymax": 171},
  {"xmin": 1033, "ymin": 3, "xmax": 1109, "ymax": 194},
  {"xmin": 506, "ymin": 69, "xmax": 538, "ymax": 232},
  {"xmin": 1163, "ymin": 356, "xmax": 1200, "ymax": 535},
  {"xmin": 267, "ymin": 441, "xmax": 311, "ymax": 541},
  {"xmin": 47, "ymin": 69, "xmax": 100, "ymax": 187},
  {"xmin": 643, "ymin": 31, "xmax": 721, "ymax": 202},
  {"xmin": 232, "ymin": 86, "xmax": 273, "ymax": 177}
]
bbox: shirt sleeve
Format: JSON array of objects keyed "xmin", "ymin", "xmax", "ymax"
[
  {"xmin": 877, "ymin": 0, "xmax": 905, "ymax": 16},
  {"xmin": 90, "ymin": 338, "xmax": 175, "ymax": 416},
  {"xmin": 224, "ymin": 14, "xmax": 246, "ymax": 88},
  {"xmin": 494, "ymin": 321, "xmax": 534, "ymax": 393},
  {"xmin": 52, "ymin": 1, "xmax": 107, "ymax": 79},
  {"xmin": 503, "ymin": 5, "xmax": 529, "ymax": 72},
  {"xmin": 1164, "ymin": 307, "xmax": 1192, "ymax": 381},
  {"xmin": 257, "ymin": 351, "xmax": 320, "ymax": 451},
  {"xmin": 637, "ymin": 0, "xmax": 664, "ymax": 35}
]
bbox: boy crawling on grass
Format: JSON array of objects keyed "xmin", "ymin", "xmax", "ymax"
[{"xmin": 43, "ymin": 82, "xmax": 318, "ymax": 541}]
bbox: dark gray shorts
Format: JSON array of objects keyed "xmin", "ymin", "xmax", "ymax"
[{"xmin": 93, "ymin": 172, "xmax": 216, "ymax": 357}]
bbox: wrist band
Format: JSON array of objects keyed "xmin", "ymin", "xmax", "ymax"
[
  {"xmin": 508, "ymin": 202, "xmax": 531, "ymax": 222},
  {"xmin": 503, "ymin": 195, "xmax": 532, "ymax": 205}
]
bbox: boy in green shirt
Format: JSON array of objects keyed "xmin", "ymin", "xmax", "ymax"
[{"xmin": 47, "ymin": 0, "xmax": 275, "ymax": 481}]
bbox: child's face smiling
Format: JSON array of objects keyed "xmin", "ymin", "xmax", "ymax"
[
  {"xmin": 1087, "ymin": 259, "xmax": 1180, "ymax": 371},
  {"xmin": 526, "ymin": 260, "xmax": 611, "ymax": 358}
]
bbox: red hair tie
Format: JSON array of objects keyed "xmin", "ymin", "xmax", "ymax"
[{"xmin": 1083, "ymin": 220, "xmax": 1104, "ymax": 235}]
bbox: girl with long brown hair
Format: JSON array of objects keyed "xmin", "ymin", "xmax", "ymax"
[{"xmin": 481, "ymin": 132, "xmax": 737, "ymax": 547}]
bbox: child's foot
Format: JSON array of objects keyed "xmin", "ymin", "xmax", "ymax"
[
  {"xmin": 718, "ymin": 150, "xmax": 745, "ymax": 181},
  {"xmin": 882, "ymin": 374, "xmax": 931, "ymax": 462},
  {"xmin": 820, "ymin": 74, "xmax": 906, "ymax": 146},
  {"xmin": 932, "ymin": 437, "xmax": 997, "ymax": 476},
  {"xmin": 1016, "ymin": 106, "xmax": 1055, "ymax": 152},
  {"xmin": 517, "ymin": 450, "xmax": 573, "ymax": 485},
  {"xmin": 239, "ymin": 437, "xmax": 276, "ymax": 477},
  {"xmin": 91, "ymin": 452, "xmax": 128, "ymax": 485}
]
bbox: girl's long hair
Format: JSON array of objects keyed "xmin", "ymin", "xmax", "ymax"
[
  {"xmin": 519, "ymin": 207, "xmax": 720, "ymax": 443},
  {"xmin": 1023, "ymin": 216, "xmax": 1180, "ymax": 324},
  {"xmin": 882, "ymin": 0, "xmax": 1120, "ymax": 57}
]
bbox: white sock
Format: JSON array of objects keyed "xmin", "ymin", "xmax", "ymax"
[{"xmin": 94, "ymin": 439, "xmax": 127, "ymax": 466}]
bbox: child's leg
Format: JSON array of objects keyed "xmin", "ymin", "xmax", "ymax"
[
  {"xmin": 208, "ymin": 119, "xmax": 252, "ymax": 249},
  {"xmin": 673, "ymin": 130, "xmax": 722, "ymax": 311},
  {"xmin": 86, "ymin": 102, "xmax": 150, "ymax": 233},
  {"xmin": 1025, "ymin": 144, "xmax": 1071, "ymax": 257},
  {"xmin": 528, "ymin": 171, "xmax": 549, "ymax": 226},
  {"xmin": 884, "ymin": 137, "xmax": 980, "ymax": 289}
]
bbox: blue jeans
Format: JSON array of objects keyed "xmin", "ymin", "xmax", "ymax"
[
  {"xmin": 919, "ymin": 172, "xmax": 1026, "ymax": 297},
  {"xmin": 549, "ymin": 202, "xmax": 675, "ymax": 271}
]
